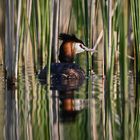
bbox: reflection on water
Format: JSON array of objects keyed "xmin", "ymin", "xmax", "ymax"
[
  {"xmin": 0, "ymin": 66, "xmax": 5, "ymax": 140},
  {"xmin": 0, "ymin": 63, "xmax": 140, "ymax": 140}
]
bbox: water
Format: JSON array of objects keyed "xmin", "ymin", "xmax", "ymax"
[{"xmin": 0, "ymin": 62, "xmax": 139, "ymax": 140}]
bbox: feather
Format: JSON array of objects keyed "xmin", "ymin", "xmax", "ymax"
[{"xmin": 59, "ymin": 33, "xmax": 85, "ymax": 45}]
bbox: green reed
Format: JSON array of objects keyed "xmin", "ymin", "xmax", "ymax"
[
  {"xmin": 130, "ymin": 0, "xmax": 140, "ymax": 138},
  {"xmin": 72, "ymin": 0, "xmax": 84, "ymax": 35},
  {"xmin": 84, "ymin": 0, "xmax": 91, "ymax": 77},
  {"xmin": 119, "ymin": 0, "xmax": 128, "ymax": 98},
  {"xmin": 100, "ymin": 0, "xmax": 113, "ymax": 139},
  {"xmin": 30, "ymin": 0, "xmax": 51, "ymax": 69},
  {"xmin": 100, "ymin": 0, "xmax": 108, "ymax": 75},
  {"xmin": 130, "ymin": 0, "xmax": 140, "ymax": 81},
  {"xmin": 118, "ymin": 1, "xmax": 129, "ymax": 138}
]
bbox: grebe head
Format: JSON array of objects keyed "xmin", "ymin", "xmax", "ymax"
[
  {"xmin": 59, "ymin": 33, "xmax": 86, "ymax": 63},
  {"xmin": 73, "ymin": 42, "xmax": 85, "ymax": 54}
]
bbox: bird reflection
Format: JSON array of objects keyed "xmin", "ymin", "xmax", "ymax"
[
  {"xmin": 39, "ymin": 71, "xmax": 87, "ymax": 123},
  {"xmin": 58, "ymin": 90, "xmax": 87, "ymax": 122}
]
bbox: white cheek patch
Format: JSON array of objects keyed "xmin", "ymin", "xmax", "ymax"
[{"xmin": 73, "ymin": 43, "xmax": 85, "ymax": 54}]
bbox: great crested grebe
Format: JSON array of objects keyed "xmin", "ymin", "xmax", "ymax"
[{"xmin": 38, "ymin": 33, "xmax": 87, "ymax": 84}]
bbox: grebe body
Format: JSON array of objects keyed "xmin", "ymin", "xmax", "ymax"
[
  {"xmin": 38, "ymin": 33, "xmax": 86, "ymax": 87},
  {"xmin": 38, "ymin": 63, "xmax": 85, "ymax": 80}
]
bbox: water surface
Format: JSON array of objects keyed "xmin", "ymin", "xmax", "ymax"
[{"xmin": 0, "ymin": 62, "xmax": 139, "ymax": 140}]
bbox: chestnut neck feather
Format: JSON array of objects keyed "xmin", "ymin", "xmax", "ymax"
[{"xmin": 59, "ymin": 41, "xmax": 75, "ymax": 63}]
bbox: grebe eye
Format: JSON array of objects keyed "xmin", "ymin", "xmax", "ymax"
[
  {"xmin": 80, "ymin": 44, "xmax": 83, "ymax": 48},
  {"xmin": 80, "ymin": 44, "xmax": 85, "ymax": 50}
]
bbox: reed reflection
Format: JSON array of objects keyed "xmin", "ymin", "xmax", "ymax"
[{"xmin": 39, "ymin": 74, "xmax": 88, "ymax": 140}]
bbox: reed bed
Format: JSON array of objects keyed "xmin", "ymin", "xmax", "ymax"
[
  {"xmin": 2, "ymin": 0, "xmax": 140, "ymax": 139},
  {"xmin": 3, "ymin": 1, "xmax": 140, "ymax": 80}
]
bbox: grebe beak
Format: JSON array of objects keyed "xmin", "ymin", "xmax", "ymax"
[{"xmin": 73, "ymin": 43, "xmax": 85, "ymax": 54}]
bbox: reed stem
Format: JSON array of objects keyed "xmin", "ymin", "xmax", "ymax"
[{"xmin": 47, "ymin": 0, "xmax": 54, "ymax": 85}]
